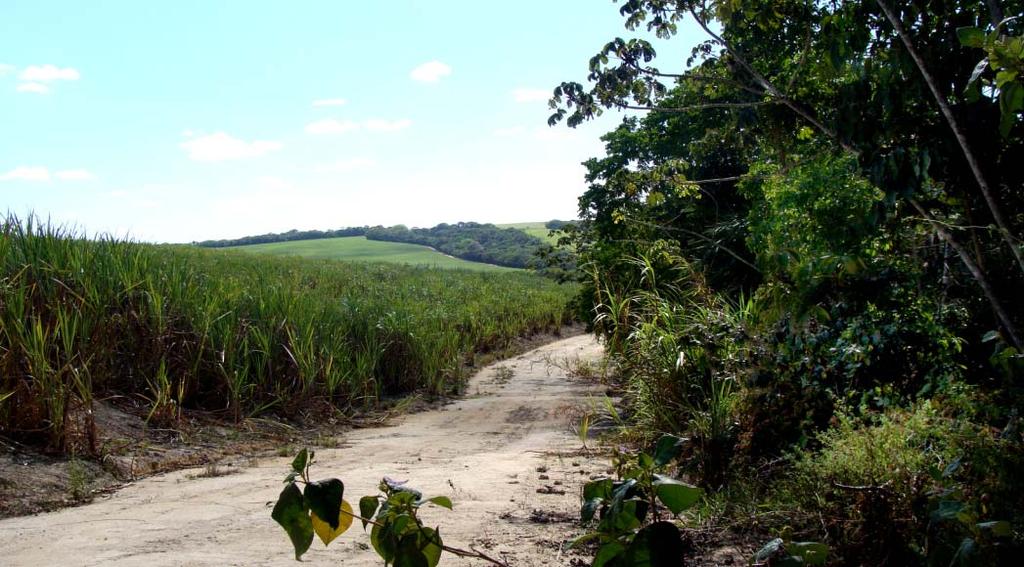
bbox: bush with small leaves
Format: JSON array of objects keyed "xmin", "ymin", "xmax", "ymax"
[{"xmin": 573, "ymin": 435, "xmax": 703, "ymax": 566}]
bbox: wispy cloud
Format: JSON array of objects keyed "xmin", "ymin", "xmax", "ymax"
[
  {"xmin": 305, "ymin": 119, "xmax": 411, "ymax": 135},
  {"xmin": 180, "ymin": 132, "xmax": 283, "ymax": 162},
  {"xmin": 365, "ymin": 119, "xmax": 412, "ymax": 132},
  {"xmin": 0, "ymin": 63, "xmax": 14, "ymax": 76},
  {"xmin": 410, "ymin": 60, "xmax": 451, "ymax": 83},
  {"xmin": 20, "ymin": 64, "xmax": 80, "ymax": 82},
  {"xmin": 312, "ymin": 98, "xmax": 347, "ymax": 107},
  {"xmin": 0, "ymin": 166, "xmax": 51, "ymax": 182},
  {"xmin": 55, "ymin": 169, "xmax": 96, "ymax": 181},
  {"xmin": 16, "ymin": 82, "xmax": 50, "ymax": 94},
  {"xmin": 512, "ymin": 88, "xmax": 550, "ymax": 103},
  {"xmin": 315, "ymin": 157, "xmax": 377, "ymax": 172},
  {"xmin": 305, "ymin": 119, "xmax": 359, "ymax": 135}
]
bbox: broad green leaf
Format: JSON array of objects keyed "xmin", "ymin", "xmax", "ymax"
[
  {"xmin": 593, "ymin": 541, "xmax": 626, "ymax": 567},
  {"xmin": 583, "ymin": 478, "xmax": 613, "ymax": 501},
  {"xmin": 395, "ymin": 534, "xmax": 430, "ymax": 567},
  {"xmin": 788, "ymin": 541, "xmax": 829, "ymax": 565},
  {"xmin": 622, "ymin": 521, "xmax": 685, "ymax": 567},
  {"xmin": 977, "ymin": 520, "xmax": 1012, "ymax": 537},
  {"xmin": 424, "ymin": 496, "xmax": 452, "ymax": 510},
  {"xmin": 418, "ymin": 527, "xmax": 443, "ymax": 567},
  {"xmin": 653, "ymin": 474, "xmax": 702, "ymax": 515},
  {"xmin": 359, "ymin": 495, "xmax": 380, "ymax": 529},
  {"xmin": 291, "ymin": 448, "xmax": 309, "ymax": 474},
  {"xmin": 957, "ymin": 27, "xmax": 986, "ymax": 48},
  {"xmin": 304, "ymin": 478, "xmax": 344, "ymax": 530},
  {"xmin": 311, "ymin": 499, "xmax": 354, "ymax": 546},
  {"xmin": 371, "ymin": 523, "xmax": 397, "ymax": 563},
  {"xmin": 652, "ymin": 434, "xmax": 685, "ymax": 466},
  {"xmin": 610, "ymin": 479, "xmax": 638, "ymax": 509},
  {"xmin": 606, "ymin": 499, "xmax": 644, "ymax": 532},
  {"xmin": 271, "ymin": 483, "xmax": 314, "ymax": 561}
]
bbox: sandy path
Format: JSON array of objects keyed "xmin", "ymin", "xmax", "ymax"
[{"xmin": 0, "ymin": 334, "xmax": 607, "ymax": 567}]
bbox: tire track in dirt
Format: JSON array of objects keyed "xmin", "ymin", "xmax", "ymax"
[{"xmin": 0, "ymin": 334, "xmax": 607, "ymax": 566}]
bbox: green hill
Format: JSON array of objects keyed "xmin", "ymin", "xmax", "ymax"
[
  {"xmin": 227, "ymin": 236, "xmax": 514, "ymax": 272},
  {"xmin": 498, "ymin": 222, "xmax": 561, "ymax": 245}
]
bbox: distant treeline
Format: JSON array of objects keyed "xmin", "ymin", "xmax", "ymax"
[
  {"xmin": 195, "ymin": 227, "xmax": 369, "ymax": 248},
  {"xmin": 365, "ymin": 222, "xmax": 542, "ymax": 268},
  {"xmin": 195, "ymin": 220, "xmax": 577, "ymax": 275}
]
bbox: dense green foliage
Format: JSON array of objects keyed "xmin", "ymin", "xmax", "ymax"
[
  {"xmin": 0, "ymin": 217, "xmax": 574, "ymax": 453},
  {"xmin": 551, "ymin": 0, "xmax": 1024, "ymax": 564},
  {"xmin": 574, "ymin": 435, "xmax": 704, "ymax": 567},
  {"xmin": 365, "ymin": 222, "xmax": 545, "ymax": 269},
  {"xmin": 196, "ymin": 226, "xmax": 368, "ymax": 248},
  {"xmin": 228, "ymin": 236, "xmax": 516, "ymax": 272}
]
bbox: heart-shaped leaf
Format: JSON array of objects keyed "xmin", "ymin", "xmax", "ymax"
[
  {"xmin": 653, "ymin": 474, "xmax": 702, "ymax": 515},
  {"xmin": 304, "ymin": 478, "xmax": 344, "ymax": 530},
  {"xmin": 311, "ymin": 499, "xmax": 354, "ymax": 546},
  {"xmin": 272, "ymin": 483, "xmax": 314, "ymax": 560},
  {"xmin": 360, "ymin": 495, "xmax": 380, "ymax": 529}
]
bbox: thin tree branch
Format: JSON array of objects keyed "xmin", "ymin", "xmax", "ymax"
[
  {"xmin": 877, "ymin": 0, "xmax": 1024, "ymax": 276},
  {"xmin": 909, "ymin": 199, "xmax": 1022, "ymax": 350},
  {"xmin": 686, "ymin": 7, "xmax": 859, "ymax": 154},
  {"xmin": 615, "ymin": 101, "xmax": 777, "ymax": 113},
  {"xmin": 339, "ymin": 508, "xmax": 511, "ymax": 567}
]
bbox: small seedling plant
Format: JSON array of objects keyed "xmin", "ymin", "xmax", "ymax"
[
  {"xmin": 271, "ymin": 448, "xmax": 507, "ymax": 566},
  {"xmin": 573, "ymin": 435, "xmax": 703, "ymax": 567}
]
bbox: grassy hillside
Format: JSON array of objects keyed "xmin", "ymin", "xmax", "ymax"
[
  {"xmin": 498, "ymin": 222, "xmax": 561, "ymax": 245},
  {"xmin": 0, "ymin": 218, "xmax": 573, "ymax": 453},
  {"xmin": 228, "ymin": 236, "xmax": 513, "ymax": 272}
]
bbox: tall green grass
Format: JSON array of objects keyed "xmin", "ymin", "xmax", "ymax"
[{"xmin": 0, "ymin": 216, "xmax": 575, "ymax": 452}]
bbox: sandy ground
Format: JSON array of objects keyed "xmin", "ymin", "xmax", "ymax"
[{"xmin": 0, "ymin": 334, "xmax": 610, "ymax": 567}]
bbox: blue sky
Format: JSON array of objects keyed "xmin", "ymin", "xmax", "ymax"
[{"xmin": 0, "ymin": 0, "xmax": 698, "ymax": 242}]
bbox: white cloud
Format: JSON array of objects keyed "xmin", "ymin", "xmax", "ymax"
[
  {"xmin": 108, "ymin": 190, "xmax": 130, "ymax": 198},
  {"xmin": 20, "ymin": 64, "xmax": 80, "ymax": 82},
  {"xmin": 305, "ymin": 118, "xmax": 359, "ymax": 135},
  {"xmin": 0, "ymin": 63, "xmax": 14, "ymax": 76},
  {"xmin": 365, "ymin": 118, "xmax": 412, "ymax": 132},
  {"xmin": 181, "ymin": 129, "xmax": 195, "ymax": 137},
  {"xmin": 312, "ymin": 98, "xmax": 347, "ymax": 107},
  {"xmin": 55, "ymin": 169, "xmax": 95, "ymax": 181},
  {"xmin": 410, "ymin": 60, "xmax": 451, "ymax": 83},
  {"xmin": 0, "ymin": 166, "xmax": 51, "ymax": 182},
  {"xmin": 17, "ymin": 82, "xmax": 50, "ymax": 94},
  {"xmin": 180, "ymin": 132, "xmax": 283, "ymax": 162},
  {"xmin": 512, "ymin": 88, "xmax": 550, "ymax": 103},
  {"xmin": 315, "ymin": 157, "xmax": 377, "ymax": 172}
]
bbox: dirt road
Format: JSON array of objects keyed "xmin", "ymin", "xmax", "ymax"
[{"xmin": 0, "ymin": 334, "xmax": 607, "ymax": 566}]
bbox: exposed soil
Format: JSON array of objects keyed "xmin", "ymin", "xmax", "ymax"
[{"xmin": 0, "ymin": 334, "xmax": 617, "ymax": 566}]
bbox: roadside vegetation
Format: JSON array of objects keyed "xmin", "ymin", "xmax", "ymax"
[
  {"xmin": 549, "ymin": 0, "xmax": 1024, "ymax": 564},
  {"xmin": 0, "ymin": 215, "xmax": 574, "ymax": 456}
]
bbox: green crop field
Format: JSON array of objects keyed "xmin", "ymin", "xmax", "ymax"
[
  {"xmin": 0, "ymin": 217, "xmax": 574, "ymax": 452},
  {"xmin": 498, "ymin": 222, "xmax": 560, "ymax": 245},
  {"xmin": 228, "ymin": 236, "xmax": 513, "ymax": 271}
]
